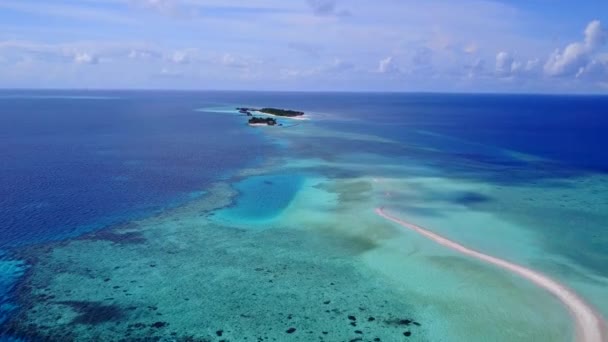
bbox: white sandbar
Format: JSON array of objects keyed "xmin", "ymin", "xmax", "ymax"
[{"xmin": 376, "ymin": 208, "xmax": 607, "ymax": 342}]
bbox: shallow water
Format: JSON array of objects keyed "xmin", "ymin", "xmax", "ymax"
[
  {"xmin": 1, "ymin": 91, "xmax": 607, "ymax": 341},
  {"xmin": 212, "ymin": 174, "xmax": 305, "ymax": 226}
]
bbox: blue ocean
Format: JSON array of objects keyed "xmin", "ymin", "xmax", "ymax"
[
  {"xmin": 0, "ymin": 91, "xmax": 274, "ymax": 247},
  {"xmin": 1, "ymin": 91, "xmax": 607, "ymax": 341}
]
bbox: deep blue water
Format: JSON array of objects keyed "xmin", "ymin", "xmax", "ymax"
[
  {"xmin": 188, "ymin": 91, "xmax": 608, "ymax": 172},
  {"xmin": 0, "ymin": 90, "xmax": 278, "ymax": 327},
  {"xmin": 1, "ymin": 90, "xmax": 608, "ymax": 334},
  {"xmin": 2, "ymin": 91, "xmax": 606, "ymax": 247},
  {"xmin": 310, "ymin": 93, "xmax": 608, "ymax": 173},
  {"xmin": 0, "ymin": 91, "xmax": 273, "ymax": 247}
]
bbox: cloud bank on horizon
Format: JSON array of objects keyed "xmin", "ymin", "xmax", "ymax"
[{"xmin": 0, "ymin": 0, "xmax": 607, "ymax": 93}]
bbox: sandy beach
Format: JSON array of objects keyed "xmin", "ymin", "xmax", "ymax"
[{"xmin": 376, "ymin": 208, "xmax": 608, "ymax": 342}]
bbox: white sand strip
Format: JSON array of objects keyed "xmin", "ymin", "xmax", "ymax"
[{"xmin": 375, "ymin": 208, "xmax": 607, "ymax": 342}]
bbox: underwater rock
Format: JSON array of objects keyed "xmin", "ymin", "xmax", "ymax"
[
  {"xmin": 286, "ymin": 327, "xmax": 296, "ymax": 334},
  {"xmin": 386, "ymin": 318, "xmax": 416, "ymax": 326},
  {"xmin": 150, "ymin": 321, "xmax": 167, "ymax": 328}
]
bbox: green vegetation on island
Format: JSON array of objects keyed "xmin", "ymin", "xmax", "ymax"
[
  {"xmin": 237, "ymin": 107, "xmax": 305, "ymax": 117},
  {"xmin": 248, "ymin": 116, "xmax": 277, "ymax": 126},
  {"xmin": 258, "ymin": 108, "xmax": 304, "ymax": 117}
]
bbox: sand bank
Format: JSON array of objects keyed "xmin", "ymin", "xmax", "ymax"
[{"xmin": 376, "ymin": 208, "xmax": 607, "ymax": 342}]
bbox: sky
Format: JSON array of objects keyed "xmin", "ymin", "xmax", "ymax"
[{"xmin": 0, "ymin": 0, "xmax": 607, "ymax": 93}]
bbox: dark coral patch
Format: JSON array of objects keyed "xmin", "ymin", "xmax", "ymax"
[
  {"xmin": 89, "ymin": 229, "xmax": 146, "ymax": 245},
  {"xmin": 150, "ymin": 321, "xmax": 167, "ymax": 328},
  {"xmin": 55, "ymin": 301, "xmax": 125, "ymax": 325},
  {"xmin": 386, "ymin": 318, "xmax": 416, "ymax": 326}
]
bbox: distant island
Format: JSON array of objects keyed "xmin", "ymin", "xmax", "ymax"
[
  {"xmin": 237, "ymin": 107, "xmax": 305, "ymax": 117},
  {"xmin": 258, "ymin": 108, "xmax": 304, "ymax": 117},
  {"xmin": 248, "ymin": 116, "xmax": 278, "ymax": 126},
  {"xmin": 237, "ymin": 106, "xmax": 304, "ymax": 127}
]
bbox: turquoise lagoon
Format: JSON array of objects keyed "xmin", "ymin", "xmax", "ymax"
[
  {"xmin": 1, "ymin": 91, "xmax": 607, "ymax": 341},
  {"xmin": 211, "ymin": 174, "xmax": 305, "ymax": 226}
]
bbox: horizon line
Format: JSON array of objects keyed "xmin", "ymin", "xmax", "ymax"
[{"xmin": 1, "ymin": 87, "xmax": 608, "ymax": 97}]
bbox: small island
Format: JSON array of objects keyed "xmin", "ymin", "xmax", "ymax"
[
  {"xmin": 258, "ymin": 108, "xmax": 304, "ymax": 117},
  {"xmin": 237, "ymin": 107, "xmax": 305, "ymax": 117},
  {"xmin": 248, "ymin": 116, "xmax": 277, "ymax": 126},
  {"xmin": 237, "ymin": 106, "xmax": 304, "ymax": 127}
]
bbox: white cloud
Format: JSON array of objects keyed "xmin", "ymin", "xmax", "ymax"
[
  {"xmin": 74, "ymin": 52, "xmax": 98, "ymax": 64},
  {"xmin": 466, "ymin": 58, "xmax": 485, "ymax": 78},
  {"xmin": 525, "ymin": 58, "xmax": 541, "ymax": 72},
  {"xmin": 169, "ymin": 50, "xmax": 191, "ymax": 64},
  {"xmin": 584, "ymin": 20, "xmax": 606, "ymax": 50},
  {"xmin": 511, "ymin": 60, "xmax": 523, "ymax": 73},
  {"xmin": 2, "ymin": 1, "xmax": 607, "ymax": 92},
  {"xmin": 544, "ymin": 20, "xmax": 606, "ymax": 77},
  {"xmin": 544, "ymin": 44, "xmax": 588, "ymax": 77},
  {"xmin": 576, "ymin": 54, "xmax": 608, "ymax": 80},
  {"xmin": 378, "ymin": 56, "xmax": 398, "ymax": 74},
  {"xmin": 496, "ymin": 51, "xmax": 515, "ymax": 76},
  {"xmin": 128, "ymin": 49, "xmax": 161, "ymax": 60},
  {"xmin": 463, "ymin": 42, "xmax": 478, "ymax": 54},
  {"xmin": 494, "ymin": 51, "xmax": 542, "ymax": 79},
  {"xmin": 221, "ymin": 53, "xmax": 250, "ymax": 68}
]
